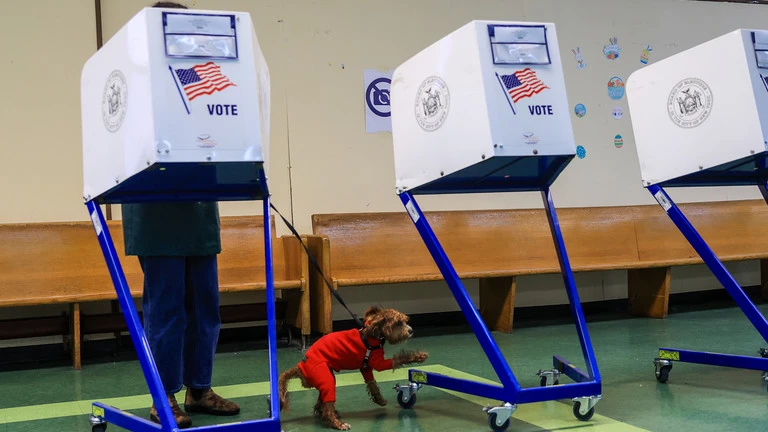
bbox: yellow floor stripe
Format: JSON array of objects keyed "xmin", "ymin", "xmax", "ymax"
[{"xmin": 0, "ymin": 364, "xmax": 646, "ymax": 431}]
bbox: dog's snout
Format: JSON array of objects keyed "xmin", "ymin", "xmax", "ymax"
[{"xmin": 407, "ymin": 326, "xmax": 413, "ymax": 336}]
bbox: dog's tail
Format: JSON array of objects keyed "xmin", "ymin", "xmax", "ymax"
[{"xmin": 278, "ymin": 365, "xmax": 302, "ymax": 411}]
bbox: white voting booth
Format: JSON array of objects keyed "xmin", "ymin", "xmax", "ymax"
[
  {"xmin": 628, "ymin": 29, "xmax": 768, "ymax": 187},
  {"xmin": 80, "ymin": 7, "xmax": 280, "ymax": 432},
  {"xmin": 392, "ymin": 21, "xmax": 576, "ymax": 194},
  {"xmin": 627, "ymin": 29, "xmax": 768, "ymax": 390},
  {"xmin": 81, "ymin": 7, "xmax": 270, "ymax": 204},
  {"xmin": 389, "ymin": 21, "xmax": 602, "ymax": 432}
]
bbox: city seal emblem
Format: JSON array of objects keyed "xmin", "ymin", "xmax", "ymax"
[
  {"xmin": 667, "ymin": 78, "xmax": 712, "ymax": 129},
  {"xmin": 102, "ymin": 70, "xmax": 127, "ymax": 133},
  {"xmin": 415, "ymin": 76, "xmax": 450, "ymax": 131}
]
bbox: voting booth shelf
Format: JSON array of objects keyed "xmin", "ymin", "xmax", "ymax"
[
  {"xmin": 627, "ymin": 28, "xmax": 768, "ymax": 387},
  {"xmin": 389, "ymin": 21, "xmax": 602, "ymax": 432},
  {"xmin": 81, "ymin": 7, "xmax": 280, "ymax": 432}
]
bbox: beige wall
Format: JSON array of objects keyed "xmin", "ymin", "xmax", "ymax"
[
  {"xmin": 0, "ymin": 0, "xmax": 96, "ymax": 223},
  {"xmin": 1, "ymin": 0, "xmax": 767, "ymax": 333}
]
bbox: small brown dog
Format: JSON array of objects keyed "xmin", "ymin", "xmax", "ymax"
[{"xmin": 278, "ymin": 306, "xmax": 428, "ymax": 430}]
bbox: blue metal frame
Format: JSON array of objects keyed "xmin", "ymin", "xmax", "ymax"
[
  {"xmin": 398, "ymin": 187, "xmax": 601, "ymax": 408},
  {"xmin": 648, "ymin": 183, "xmax": 768, "ymax": 375},
  {"xmin": 86, "ymin": 168, "xmax": 281, "ymax": 432}
]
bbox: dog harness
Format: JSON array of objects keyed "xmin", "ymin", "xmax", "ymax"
[{"xmin": 359, "ymin": 329, "xmax": 385, "ymax": 370}]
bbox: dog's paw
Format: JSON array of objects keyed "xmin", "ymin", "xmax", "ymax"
[
  {"xmin": 338, "ymin": 422, "xmax": 351, "ymax": 430},
  {"xmin": 413, "ymin": 352, "xmax": 429, "ymax": 363},
  {"xmin": 373, "ymin": 396, "xmax": 388, "ymax": 407}
]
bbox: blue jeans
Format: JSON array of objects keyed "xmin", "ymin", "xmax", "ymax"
[{"xmin": 139, "ymin": 255, "xmax": 221, "ymax": 394}]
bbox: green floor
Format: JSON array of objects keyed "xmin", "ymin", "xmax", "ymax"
[{"xmin": 2, "ymin": 303, "xmax": 768, "ymax": 431}]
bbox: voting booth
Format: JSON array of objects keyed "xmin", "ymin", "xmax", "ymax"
[
  {"xmin": 391, "ymin": 22, "xmax": 575, "ymax": 194},
  {"xmin": 390, "ymin": 21, "xmax": 601, "ymax": 432},
  {"xmin": 81, "ymin": 7, "xmax": 280, "ymax": 432},
  {"xmin": 628, "ymin": 29, "xmax": 768, "ymax": 188},
  {"xmin": 627, "ymin": 29, "xmax": 768, "ymax": 387}
]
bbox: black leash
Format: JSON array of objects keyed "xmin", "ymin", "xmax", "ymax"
[{"xmin": 269, "ymin": 202, "xmax": 365, "ymax": 329}]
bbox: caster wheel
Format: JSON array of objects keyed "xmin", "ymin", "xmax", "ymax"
[
  {"xmin": 397, "ymin": 391, "xmax": 416, "ymax": 409},
  {"xmin": 655, "ymin": 365, "xmax": 672, "ymax": 383},
  {"xmin": 538, "ymin": 376, "xmax": 559, "ymax": 386},
  {"xmin": 572, "ymin": 401, "xmax": 594, "ymax": 421},
  {"xmin": 487, "ymin": 412, "xmax": 511, "ymax": 432},
  {"xmin": 92, "ymin": 425, "xmax": 107, "ymax": 432}
]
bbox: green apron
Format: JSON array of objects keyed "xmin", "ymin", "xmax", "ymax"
[{"xmin": 121, "ymin": 202, "xmax": 221, "ymax": 257}]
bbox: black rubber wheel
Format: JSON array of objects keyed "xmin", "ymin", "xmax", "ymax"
[
  {"xmin": 487, "ymin": 412, "xmax": 511, "ymax": 432},
  {"xmin": 92, "ymin": 424, "xmax": 107, "ymax": 432},
  {"xmin": 397, "ymin": 391, "xmax": 416, "ymax": 409},
  {"xmin": 572, "ymin": 402, "xmax": 595, "ymax": 421},
  {"xmin": 655, "ymin": 365, "xmax": 672, "ymax": 383}
]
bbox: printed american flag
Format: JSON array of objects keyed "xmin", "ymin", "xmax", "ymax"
[
  {"xmin": 500, "ymin": 68, "xmax": 549, "ymax": 103},
  {"xmin": 174, "ymin": 62, "xmax": 236, "ymax": 101}
]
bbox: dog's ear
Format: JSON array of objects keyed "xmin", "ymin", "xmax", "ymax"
[
  {"xmin": 364, "ymin": 306, "xmax": 382, "ymax": 319},
  {"xmin": 362, "ymin": 309, "xmax": 386, "ymax": 338}
]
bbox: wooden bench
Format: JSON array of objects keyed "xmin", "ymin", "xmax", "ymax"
[
  {"xmin": 0, "ymin": 215, "xmax": 309, "ymax": 369},
  {"xmin": 309, "ymin": 199, "xmax": 768, "ymax": 334}
]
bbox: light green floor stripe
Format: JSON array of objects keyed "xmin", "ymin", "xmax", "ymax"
[
  {"xmin": 0, "ymin": 366, "xmax": 416, "ymax": 424},
  {"xmin": 0, "ymin": 365, "xmax": 646, "ymax": 431},
  {"xmin": 427, "ymin": 366, "xmax": 649, "ymax": 432}
]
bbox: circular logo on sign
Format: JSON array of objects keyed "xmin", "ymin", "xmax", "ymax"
[
  {"xmin": 102, "ymin": 70, "xmax": 127, "ymax": 133},
  {"xmin": 607, "ymin": 76, "xmax": 625, "ymax": 100},
  {"xmin": 667, "ymin": 78, "xmax": 713, "ymax": 128},
  {"xmin": 366, "ymin": 77, "xmax": 391, "ymax": 117},
  {"xmin": 415, "ymin": 76, "xmax": 450, "ymax": 131}
]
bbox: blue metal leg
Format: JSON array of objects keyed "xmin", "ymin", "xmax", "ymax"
[
  {"xmin": 541, "ymin": 188, "xmax": 601, "ymax": 384},
  {"xmin": 759, "ymin": 181, "xmax": 768, "ymax": 204},
  {"xmin": 94, "ymin": 403, "xmax": 163, "ymax": 432},
  {"xmin": 87, "ymin": 186, "xmax": 282, "ymax": 431},
  {"xmin": 262, "ymin": 194, "xmax": 281, "ymax": 421},
  {"xmin": 657, "ymin": 348, "xmax": 768, "ymax": 371},
  {"xmin": 648, "ymin": 185, "xmax": 768, "ymax": 381},
  {"xmin": 399, "ymin": 192, "xmax": 519, "ymax": 393},
  {"xmin": 553, "ymin": 356, "xmax": 591, "ymax": 383},
  {"xmin": 648, "ymin": 185, "xmax": 768, "ymax": 342},
  {"xmin": 397, "ymin": 191, "xmax": 602, "ymax": 414},
  {"xmin": 86, "ymin": 201, "xmax": 177, "ymax": 431}
]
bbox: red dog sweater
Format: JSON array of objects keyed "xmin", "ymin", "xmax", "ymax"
[{"xmin": 299, "ymin": 328, "xmax": 392, "ymax": 403}]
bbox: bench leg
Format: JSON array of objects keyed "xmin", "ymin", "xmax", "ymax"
[
  {"xmin": 71, "ymin": 303, "xmax": 82, "ymax": 370},
  {"xmin": 283, "ymin": 286, "xmax": 311, "ymax": 350},
  {"xmin": 628, "ymin": 267, "xmax": 671, "ymax": 318},
  {"xmin": 307, "ymin": 236, "xmax": 333, "ymax": 334},
  {"xmin": 479, "ymin": 277, "xmax": 517, "ymax": 333},
  {"xmin": 300, "ymin": 282, "xmax": 310, "ymax": 349}
]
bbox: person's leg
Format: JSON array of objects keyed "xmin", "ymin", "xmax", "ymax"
[
  {"xmin": 140, "ymin": 256, "xmax": 192, "ymax": 428},
  {"xmin": 182, "ymin": 255, "xmax": 239, "ymax": 415}
]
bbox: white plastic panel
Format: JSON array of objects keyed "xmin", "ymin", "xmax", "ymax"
[
  {"xmin": 81, "ymin": 7, "xmax": 270, "ymax": 201},
  {"xmin": 391, "ymin": 20, "xmax": 574, "ymax": 193},
  {"xmin": 627, "ymin": 29, "xmax": 767, "ymax": 186}
]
